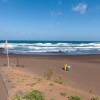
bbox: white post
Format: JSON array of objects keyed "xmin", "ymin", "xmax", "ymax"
[{"xmin": 4, "ymin": 40, "xmax": 10, "ymax": 67}]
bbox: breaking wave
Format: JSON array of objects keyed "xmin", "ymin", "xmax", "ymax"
[{"xmin": 0, "ymin": 41, "xmax": 100, "ymax": 55}]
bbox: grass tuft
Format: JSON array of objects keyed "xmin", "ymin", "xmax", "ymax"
[
  {"xmin": 49, "ymin": 83, "xmax": 54, "ymax": 86},
  {"xmin": 68, "ymin": 96, "xmax": 81, "ymax": 100},
  {"xmin": 44, "ymin": 66, "xmax": 54, "ymax": 80},
  {"xmin": 60, "ymin": 92, "xmax": 67, "ymax": 97},
  {"xmin": 55, "ymin": 75, "xmax": 66, "ymax": 85},
  {"xmin": 13, "ymin": 90, "xmax": 45, "ymax": 100},
  {"xmin": 91, "ymin": 97, "xmax": 99, "ymax": 100}
]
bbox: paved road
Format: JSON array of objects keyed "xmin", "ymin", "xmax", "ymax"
[{"xmin": 0, "ymin": 74, "xmax": 8, "ymax": 100}]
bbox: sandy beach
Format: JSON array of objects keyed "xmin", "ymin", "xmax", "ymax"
[
  {"xmin": 0, "ymin": 0, "xmax": 100, "ymax": 99},
  {"xmin": 0, "ymin": 54, "xmax": 100, "ymax": 97}
]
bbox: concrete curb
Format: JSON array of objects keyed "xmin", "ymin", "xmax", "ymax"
[
  {"xmin": 0, "ymin": 73, "xmax": 8, "ymax": 100},
  {"xmin": 0, "ymin": 68, "xmax": 12, "ymax": 100}
]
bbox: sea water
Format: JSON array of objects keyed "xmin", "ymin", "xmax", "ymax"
[{"xmin": 0, "ymin": 40, "xmax": 100, "ymax": 55}]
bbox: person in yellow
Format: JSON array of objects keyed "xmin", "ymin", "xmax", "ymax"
[
  {"xmin": 64, "ymin": 64, "xmax": 67, "ymax": 70},
  {"xmin": 64, "ymin": 64, "xmax": 71, "ymax": 71}
]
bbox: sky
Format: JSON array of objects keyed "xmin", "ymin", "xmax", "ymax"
[{"xmin": 0, "ymin": 0, "xmax": 100, "ymax": 41}]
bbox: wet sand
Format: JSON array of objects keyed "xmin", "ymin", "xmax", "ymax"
[{"xmin": 0, "ymin": 54, "xmax": 100, "ymax": 96}]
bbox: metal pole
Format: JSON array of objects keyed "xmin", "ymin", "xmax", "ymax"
[
  {"xmin": 17, "ymin": 56, "xmax": 19, "ymax": 67},
  {"xmin": 6, "ymin": 46, "xmax": 9, "ymax": 67}
]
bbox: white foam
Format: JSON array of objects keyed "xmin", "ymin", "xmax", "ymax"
[{"xmin": 1, "ymin": 42, "xmax": 100, "ymax": 54}]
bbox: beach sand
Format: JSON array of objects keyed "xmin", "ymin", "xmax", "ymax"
[
  {"xmin": 1, "ymin": 67, "xmax": 97, "ymax": 100},
  {"xmin": 0, "ymin": 54, "xmax": 100, "ymax": 97}
]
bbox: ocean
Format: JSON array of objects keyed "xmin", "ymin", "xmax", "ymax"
[{"xmin": 0, "ymin": 40, "xmax": 100, "ymax": 55}]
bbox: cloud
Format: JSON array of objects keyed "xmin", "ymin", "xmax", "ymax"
[
  {"xmin": 50, "ymin": 11, "xmax": 63, "ymax": 16},
  {"xmin": 47, "ymin": 20, "xmax": 61, "ymax": 29},
  {"xmin": 73, "ymin": 3, "xmax": 87, "ymax": 14}
]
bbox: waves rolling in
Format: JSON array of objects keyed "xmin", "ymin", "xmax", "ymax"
[{"xmin": 0, "ymin": 41, "xmax": 100, "ymax": 55}]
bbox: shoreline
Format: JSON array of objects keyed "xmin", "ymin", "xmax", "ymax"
[
  {"xmin": 0, "ymin": 53, "xmax": 100, "ymax": 64},
  {"xmin": 1, "ymin": 53, "xmax": 100, "ymax": 57}
]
